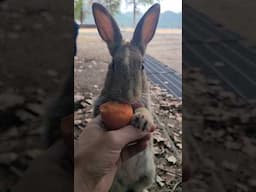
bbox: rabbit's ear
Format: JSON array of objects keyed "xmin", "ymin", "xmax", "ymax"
[
  {"xmin": 131, "ymin": 4, "xmax": 160, "ymax": 54},
  {"xmin": 92, "ymin": 3, "xmax": 122, "ymax": 56}
]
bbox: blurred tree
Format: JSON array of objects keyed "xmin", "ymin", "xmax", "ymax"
[
  {"xmin": 74, "ymin": 0, "xmax": 120, "ymax": 24},
  {"xmin": 125, "ymin": 0, "xmax": 154, "ymax": 26},
  {"xmin": 74, "ymin": 0, "xmax": 83, "ymax": 24},
  {"xmin": 96, "ymin": 0, "xmax": 121, "ymax": 15}
]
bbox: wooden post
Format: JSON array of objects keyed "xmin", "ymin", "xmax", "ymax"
[{"xmin": 133, "ymin": 0, "xmax": 136, "ymax": 27}]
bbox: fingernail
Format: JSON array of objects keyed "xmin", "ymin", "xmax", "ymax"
[{"xmin": 149, "ymin": 125, "xmax": 157, "ymax": 132}]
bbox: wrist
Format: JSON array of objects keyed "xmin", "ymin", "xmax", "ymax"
[
  {"xmin": 75, "ymin": 167, "xmax": 96, "ymax": 192},
  {"xmin": 74, "ymin": 141, "xmax": 97, "ymax": 192}
]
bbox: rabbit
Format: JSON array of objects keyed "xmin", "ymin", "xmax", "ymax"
[{"xmin": 92, "ymin": 3, "xmax": 160, "ymax": 192}]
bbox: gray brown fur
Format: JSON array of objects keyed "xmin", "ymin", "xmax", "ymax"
[
  {"xmin": 93, "ymin": 43, "xmax": 150, "ymax": 116},
  {"xmin": 92, "ymin": 3, "xmax": 160, "ymax": 192}
]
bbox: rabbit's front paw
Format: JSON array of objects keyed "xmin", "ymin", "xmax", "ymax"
[{"xmin": 130, "ymin": 108, "xmax": 154, "ymax": 131}]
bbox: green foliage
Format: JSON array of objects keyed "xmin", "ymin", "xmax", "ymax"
[{"xmin": 74, "ymin": 0, "xmax": 83, "ymax": 23}]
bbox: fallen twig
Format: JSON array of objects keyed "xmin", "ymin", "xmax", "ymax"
[{"xmin": 171, "ymin": 180, "xmax": 181, "ymax": 192}]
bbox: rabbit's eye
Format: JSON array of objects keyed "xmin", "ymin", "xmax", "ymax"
[{"xmin": 141, "ymin": 60, "xmax": 145, "ymax": 70}]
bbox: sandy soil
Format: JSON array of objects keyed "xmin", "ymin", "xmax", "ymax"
[
  {"xmin": 77, "ymin": 28, "xmax": 182, "ymax": 74},
  {"xmin": 184, "ymin": 0, "xmax": 256, "ymax": 46}
]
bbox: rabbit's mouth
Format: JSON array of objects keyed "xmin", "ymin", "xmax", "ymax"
[
  {"xmin": 131, "ymin": 101, "xmax": 144, "ymax": 111},
  {"xmin": 107, "ymin": 98, "xmax": 145, "ymax": 110}
]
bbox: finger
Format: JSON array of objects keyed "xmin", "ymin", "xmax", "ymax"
[
  {"xmin": 87, "ymin": 115, "xmax": 104, "ymax": 130},
  {"xmin": 79, "ymin": 115, "xmax": 104, "ymax": 140},
  {"xmin": 110, "ymin": 125, "xmax": 150, "ymax": 148},
  {"xmin": 120, "ymin": 134, "xmax": 151, "ymax": 161},
  {"xmin": 90, "ymin": 115, "xmax": 102, "ymax": 124},
  {"xmin": 121, "ymin": 141, "xmax": 147, "ymax": 161},
  {"xmin": 126, "ymin": 133, "xmax": 151, "ymax": 146},
  {"xmin": 94, "ymin": 167, "xmax": 117, "ymax": 191}
]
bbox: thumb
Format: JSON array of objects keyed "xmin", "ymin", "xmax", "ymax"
[
  {"xmin": 109, "ymin": 126, "xmax": 150, "ymax": 148},
  {"xmin": 121, "ymin": 134, "xmax": 151, "ymax": 161}
]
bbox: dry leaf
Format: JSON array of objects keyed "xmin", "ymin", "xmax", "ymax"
[
  {"xmin": 85, "ymin": 99, "xmax": 93, "ymax": 105},
  {"xmin": 176, "ymin": 143, "xmax": 182, "ymax": 149},
  {"xmin": 221, "ymin": 160, "xmax": 238, "ymax": 172},
  {"xmin": 26, "ymin": 103, "xmax": 44, "ymax": 115},
  {"xmin": 166, "ymin": 155, "xmax": 177, "ymax": 164},
  {"xmin": 74, "ymin": 94, "xmax": 84, "ymax": 102},
  {"xmin": 156, "ymin": 175, "xmax": 165, "ymax": 187},
  {"xmin": 153, "ymin": 146, "xmax": 164, "ymax": 155},
  {"xmin": 153, "ymin": 131, "xmax": 166, "ymax": 143},
  {"xmin": 0, "ymin": 93, "xmax": 24, "ymax": 110}
]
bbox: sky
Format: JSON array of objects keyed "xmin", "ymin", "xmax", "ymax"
[{"xmin": 120, "ymin": 0, "xmax": 182, "ymax": 13}]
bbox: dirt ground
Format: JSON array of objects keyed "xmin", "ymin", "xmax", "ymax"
[
  {"xmin": 184, "ymin": 0, "xmax": 256, "ymax": 46},
  {"xmin": 77, "ymin": 28, "xmax": 182, "ymax": 74},
  {"xmin": 0, "ymin": 1, "xmax": 73, "ymax": 190},
  {"xmin": 75, "ymin": 28, "xmax": 182, "ymax": 191},
  {"xmin": 182, "ymin": 67, "xmax": 256, "ymax": 192}
]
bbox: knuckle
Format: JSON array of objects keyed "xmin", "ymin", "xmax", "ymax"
[{"xmin": 106, "ymin": 132, "xmax": 120, "ymax": 145}]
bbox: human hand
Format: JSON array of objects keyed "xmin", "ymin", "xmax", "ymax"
[{"xmin": 74, "ymin": 115, "xmax": 152, "ymax": 192}]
